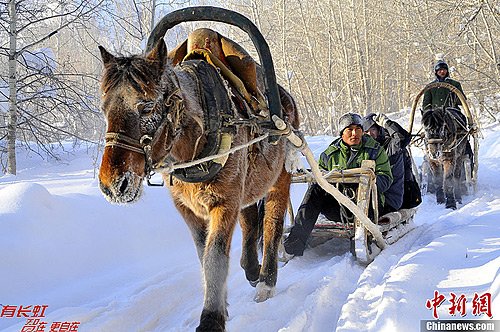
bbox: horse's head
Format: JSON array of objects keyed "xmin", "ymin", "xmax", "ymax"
[
  {"xmin": 422, "ymin": 109, "xmax": 450, "ymax": 160},
  {"xmin": 422, "ymin": 108, "xmax": 460, "ymax": 160},
  {"xmin": 98, "ymin": 40, "xmax": 179, "ymax": 203}
]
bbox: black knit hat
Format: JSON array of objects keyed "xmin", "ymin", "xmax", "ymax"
[
  {"xmin": 434, "ymin": 60, "xmax": 449, "ymax": 72},
  {"xmin": 338, "ymin": 113, "xmax": 363, "ymax": 135},
  {"xmin": 362, "ymin": 113, "xmax": 378, "ymax": 131}
]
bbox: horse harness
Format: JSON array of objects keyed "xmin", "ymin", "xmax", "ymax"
[{"xmin": 170, "ymin": 60, "xmax": 236, "ymax": 182}]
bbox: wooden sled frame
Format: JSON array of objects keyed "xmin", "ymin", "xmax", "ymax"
[{"xmin": 285, "ymin": 160, "xmax": 417, "ymax": 265}]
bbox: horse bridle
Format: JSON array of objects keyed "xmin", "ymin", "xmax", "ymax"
[
  {"xmin": 424, "ymin": 108, "xmax": 470, "ymax": 158},
  {"xmin": 104, "ymin": 82, "xmax": 183, "ymax": 179}
]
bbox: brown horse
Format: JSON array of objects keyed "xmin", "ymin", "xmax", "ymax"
[
  {"xmin": 422, "ymin": 107, "xmax": 469, "ymax": 209},
  {"xmin": 97, "ymin": 29, "xmax": 299, "ymax": 331}
]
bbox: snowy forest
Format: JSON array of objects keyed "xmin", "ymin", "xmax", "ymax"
[
  {"xmin": 0, "ymin": 2, "xmax": 499, "ymax": 331},
  {"xmin": 0, "ymin": 0, "xmax": 499, "ymax": 174}
]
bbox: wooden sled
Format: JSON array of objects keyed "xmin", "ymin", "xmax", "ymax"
[{"xmin": 282, "ymin": 160, "xmax": 417, "ymax": 265}]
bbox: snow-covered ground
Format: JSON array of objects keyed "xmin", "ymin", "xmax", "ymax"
[{"xmin": 0, "ymin": 128, "xmax": 498, "ymax": 332}]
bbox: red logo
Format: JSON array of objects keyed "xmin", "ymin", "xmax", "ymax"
[
  {"xmin": 426, "ymin": 291, "xmax": 493, "ymax": 319},
  {"xmin": 1, "ymin": 305, "xmax": 81, "ymax": 332}
]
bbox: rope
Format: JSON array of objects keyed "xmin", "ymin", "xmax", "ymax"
[
  {"xmin": 153, "ymin": 132, "xmax": 270, "ymax": 173},
  {"xmin": 445, "ymin": 130, "xmax": 470, "ymax": 152},
  {"xmin": 105, "ymin": 133, "xmax": 146, "ymax": 155}
]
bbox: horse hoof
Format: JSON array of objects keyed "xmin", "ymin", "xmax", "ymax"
[
  {"xmin": 254, "ymin": 282, "xmax": 275, "ymax": 303},
  {"xmin": 249, "ymin": 279, "xmax": 259, "ymax": 287},
  {"xmin": 196, "ymin": 310, "xmax": 225, "ymax": 332},
  {"xmin": 446, "ymin": 200, "xmax": 457, "ymax": 210}
]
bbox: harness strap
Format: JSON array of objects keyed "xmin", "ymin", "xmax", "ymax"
[{"xmin": 105, "ymin": 133, "xmax": 145, "ymax": 155}]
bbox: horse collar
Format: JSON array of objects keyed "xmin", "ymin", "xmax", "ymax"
[{"xmin": 170, "ymin": 59, "xmax": 235, "ymax": 183}]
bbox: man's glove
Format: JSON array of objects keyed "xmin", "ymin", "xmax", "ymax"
[{"xmin": 375, "ymin": 113, "xmax": 390, "ymax": 127}]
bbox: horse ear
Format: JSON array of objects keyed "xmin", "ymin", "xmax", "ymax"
[
  {"xmin": 99, "ymin": 46, "xmax": 115, "ymax": 65},
  {"xmin": 146, "ymin": 39, "xmax": 168, "ymax": 67}
]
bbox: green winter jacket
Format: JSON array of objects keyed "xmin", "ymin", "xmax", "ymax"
[
  {"xmin": 422, "ymin": 78, "xmax": 465, "ymax": 111},
  {"xmin": 318, "ymin": 135, "xmax": 393, "ymax": 207}
]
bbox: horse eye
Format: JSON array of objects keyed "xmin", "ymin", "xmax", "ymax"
[
  {"xmin": 136, "ymin": 102, "xmax": 153, "ymax": 115},
  {"xmin": 136, "ymin": 102, "xmax": 145, "ymax": 113}
]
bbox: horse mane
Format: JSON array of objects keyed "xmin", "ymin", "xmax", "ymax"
[
  {"xmin": 422, "ymin": 108, "xmax": 444, "ymax": 130},
  {"xmin": 422, "ymin": 108, "xmax": 467, "ymax": 135},
  {"xmin": 101, "ymin": 55, "xmax": 162, "ymax": 96}
]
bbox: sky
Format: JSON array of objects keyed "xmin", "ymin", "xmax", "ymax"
[{"xmin": 0, "ymin": 121, "xmax": 498, "ymax": 332}]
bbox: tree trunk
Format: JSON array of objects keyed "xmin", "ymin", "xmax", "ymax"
[
  {"xmin": 150, "ymin": 0, "xmax": 156, "ymax": 35},
  {"xmin": 7, "ymin": 0, "xmax": 17, "ymax": 175},
  {"xmin": 334, "ymin": 0, "xmax": 355, "ymax": 112}
]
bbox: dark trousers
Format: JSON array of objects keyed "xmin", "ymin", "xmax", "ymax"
[
  {"xmin": 287, "ymin": 183, "xmax": 345, "ymax": 246},
  {"xmin": 380, "ymin": 203, "xmax": 397, "ymax": 216},
  {"xmin": 285, "ymin": 183, "xmax": 387, "ymax": 255}
]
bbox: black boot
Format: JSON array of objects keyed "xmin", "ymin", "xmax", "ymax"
[{"xmin": 283, "ymin": 234, "xmax": 306, "ymax": 256}]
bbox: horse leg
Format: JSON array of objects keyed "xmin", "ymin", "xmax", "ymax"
[
  {"xmin": 239, "ymin": 203, "xmax": 261, "ymax": 287},
  {"xmin": 442, "ymin": 159, "xmax": 457, "ymax": 210},
  {"xmin": 255, "ymin": 168, "xmax": 291, "ymax": 302},
  {"xmin": 454, "ymin": 159, "xmax": 463, "ymax": 204},
  {"xmin": 197, "ymin": 203, "xmax": 239, "ymax": 332},
  {"xmin": 173, "ymin": 200, "xmax": 207, "ymax": 263},
  {"xmin": 430, "ymin": 161, "xmax": 445, "ymax": 204}
]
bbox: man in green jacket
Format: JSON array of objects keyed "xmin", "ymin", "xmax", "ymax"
[
  {"xmin": 284, "ymin": 113, "xmax": 393, "ymax": 256},
  {"xmin": 422, "ymin": 60, "xmax": 466, "ymax": 111}
]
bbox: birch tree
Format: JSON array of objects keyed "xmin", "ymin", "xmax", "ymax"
[{"xmin": 0, "ymin": 0, "xmax": 104, "ymax": 174}]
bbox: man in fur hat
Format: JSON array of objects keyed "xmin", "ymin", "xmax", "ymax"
[{"xmin": 283, "ymin": 113, "xmax": 393, "ymax": 257}]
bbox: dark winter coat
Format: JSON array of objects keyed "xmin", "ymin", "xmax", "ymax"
[
  {"xmin": 376, "ymin": 120, "xmax": 411, "ymax": 211},
  {"xmin": 422, "ymin": 77, "xmax": 465, "ymax": 111},
  {"xmin": 319, "ymin": 135, "xmax": 393, "ymax": 207}
]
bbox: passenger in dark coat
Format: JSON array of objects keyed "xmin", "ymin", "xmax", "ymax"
[{"xmin": 362, "ymin": 113, "xmax": 411, "ymax": 214}]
